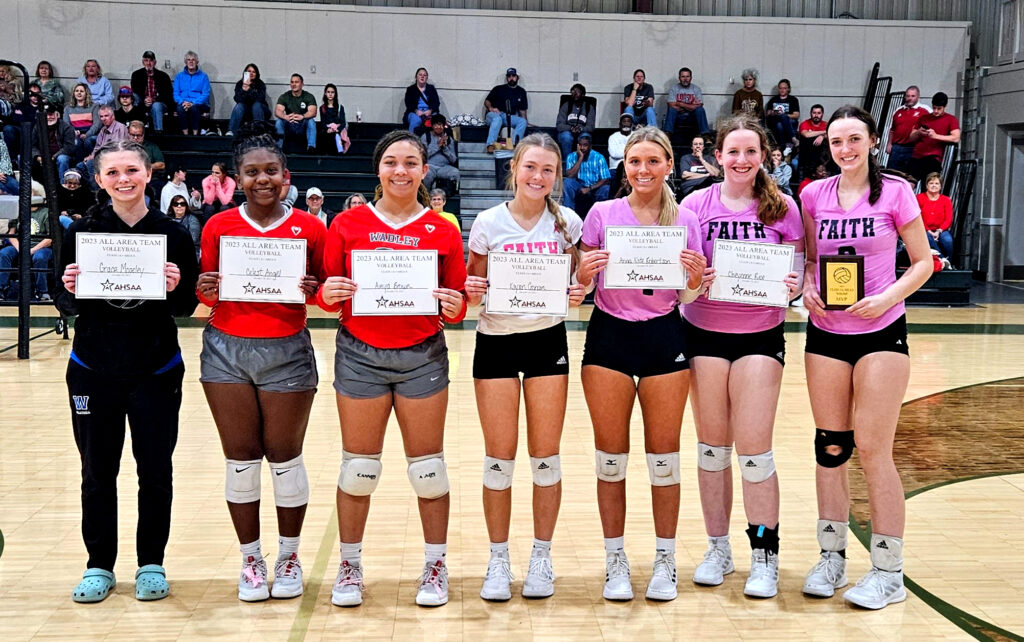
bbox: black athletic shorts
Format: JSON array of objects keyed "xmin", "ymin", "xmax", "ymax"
[
  {"xmin": 582, "ymin": 307, "xmax": 689, "ymax": 378},
  {"xmin": 473, "ymin": 322, "xmax": 570, "ymax": 380},
  {"xmin": 683, "ymin": 319, "xmax": 786, "ymax": 366},
  {"xmin": 805, "ymin": 315, "xmax": 909, "ymax": 367}
]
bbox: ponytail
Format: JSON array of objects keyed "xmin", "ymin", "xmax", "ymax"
[
  {"xmin": 657, "ymin": 181, "xmax": 678, "ymax": 227},
  {"xmin": 546, "ymin": 195, "xmax": 581, "ymax": 265},
  {"xmin": 868, "ymin": 154, "xmax": 883, "ymax": 205},
  {"xmin": 417, "ymin": 183, "xmax": 431, "ymax": 208}
]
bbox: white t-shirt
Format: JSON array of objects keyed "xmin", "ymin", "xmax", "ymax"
[
  {"xmin": 468, "ymin": 202, "xmax": 583, "ymax": 335},
  {"xmin": 607, "ymin": 132, "xmax": 629, "ymax": 169}
]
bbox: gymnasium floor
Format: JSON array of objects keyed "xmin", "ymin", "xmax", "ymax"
[{"xmin": 1, "ymin": 295, "xmax": 1023, "ymax": 641}]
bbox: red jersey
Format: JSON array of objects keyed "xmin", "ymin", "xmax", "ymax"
[
  {"xmin": 912, "ymin": 112, "xmax": 960, "ymax": 160},
  {"xmin": 199, "ymin": 206, "xmax": 328, "ymax": 338},
  {"xmin": 317, "ymin": 203, "xmax": 467, "ymax": 349},
  {"xmin": 916, "ymin": 193, "xmax": 953, "ymax": 231},
  {"xmin": 889, "ymin": 105, "xmax": 929, "ymax": 145}
]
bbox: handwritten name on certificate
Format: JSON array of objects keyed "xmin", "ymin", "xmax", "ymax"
[
  {"xmin": 485, "ymin": 252, "xmax": 571, "ymax": 317},
  {"xmin": 603, "ymin": 226, "xmax": 687, "ymax": 289},
  {"xmin": 219, "ymin": 236, "xmax": 307, "ymax": 304},
  {"xmin": 708, "ymin": 239, "xmax": 794, "ymax": 308},
  {"xmin": 351, "ymin": 250, "xmax": 438, "ymax": 316},
  {"xmin": 75, "ymin": 233, "xmax": 167, "ymax": 300}
]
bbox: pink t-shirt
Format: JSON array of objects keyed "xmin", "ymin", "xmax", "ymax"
[
  {"xmin": 581, "ymin": 197, "xmax": 703, "ymax": 322},
  {"xmin": 802, "ymin": 175, "xmax": 921, "ymax": 335},
  {"xmin": 681, "ymin": 183, "xmax": 803, "ymax": 333}
]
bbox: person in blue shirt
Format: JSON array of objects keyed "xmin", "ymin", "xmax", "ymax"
[
  {"xmin": 173, "ymin": 51, "xmax": 211, "ymax": 135},
  {"xmin": 562, "ymin": 132, "xmax": 610, "ymax": 213}
]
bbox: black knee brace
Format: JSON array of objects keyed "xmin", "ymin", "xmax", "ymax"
[{"xmin": 814, "ymin": 428, "xmax": 855, "ymax": 468}]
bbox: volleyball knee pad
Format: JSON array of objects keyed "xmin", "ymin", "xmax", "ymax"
[
  {"xmin": 225, "ymin": 459, "xmax": 262, "ymax": 504},
  {"xmin": 530, "ymin": 455, "xmax": 561, "ymax": 487},
  {"xmin": 269, "ymin": 455, "xmax": 309, "ymax": 508},
  {"xmin": 482, "ymin": 456, "xmax": 515, "ymax": 491},
  {"xmin": 646, "ymin": 452, "xmax": 680, "ymax": 486},
  {"xmin": 338, "ymin": 451, "xmax": 382, "ymax": 496},
  {"xmin": 697, "ymin": 442, "xmax": 732, "ymax": 472},
  {"xmin": 407, "ymin": 452, "xmax": 449, "ymax": 499},
  {"xmin": 814, "ymin": 429, "xmax": 856, "ymax": 468},
  {"xmin": 738, "ymin": 450, "xmax": 776, "ymax": 483},
  {"xmin": 595, "ymin": 450, "xmax": 628, "ymax": 482},
  {"xmin": 817, "ymin": 519, "xmax": 849, "ymax": 552}
]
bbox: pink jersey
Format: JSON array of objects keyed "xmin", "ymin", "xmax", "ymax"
[
  {"xmin": 681, "ymin": 184, "xmax": 803, "ymax": 332},
  {"xmin": 581, "ymin": 197, "xmax": 703, "ymax": 322},
  {"xmin": 802, "ymin": 175, "xmax": 921, "ymax": 334}
]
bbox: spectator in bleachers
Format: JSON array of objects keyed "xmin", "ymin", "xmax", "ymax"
[
  {"xmin": 0, "ymin": 65, "xmax": 21, "ymax": 102},
  {"xmin": 0, "ymin": 190, "xmax": 53, "ymax": 301},
  {"xmin": 797, "ymin": 162, "xmax": 829, "ymax": 197},
  {"xmin": 114, "ymin": 86, "xmax": 145, "ymax": 126},
  {"xmin": 34, "ymin": 61, "xmax": 65, "ymax": 108},
  {"xmin": 798, "ymin": 104, "xmax": 828, "ymax": 179},
  {"xmin": 664, "ymin": 67, "xmax": 709, "ymax": 135},
  {"xmin": 916, "ymin": 172, "xmax": 954, "ymax": 258},
  {"xmin": 305, "ymin": 187, "xmax": 335, "ymax": 228},
  {"xmin": 319, "ymin": 83, "xmax": 350, "ymax": 154},
  {"xmin": 562, "ymin": 132, "xmax": 610, "ymax": 213},
  {"xmin": 160, "ymin": 164, "xmax": 202, "ymax": 213},
  {"xmin": 282, "ymin": 183, "xmax": 298, "ymax": 209},
  {"xmin": 907, "ymin": 92, "xmax": 960, "ymax": 184},
  {"xmin": 0, "ymin": 136, "xmax": 18, "ymax": 196},
  {"xmin": 885, "ymin": 85, "xmax": 929, "ymax": 174},
  {"xmin": 484, "ymin": 68, "xmax": 529, "ymax": 153},
  {"xmin": 731, "ymin": 68, "xmax": 764, "ymax": 121},
  {"xmin": 676, "ymin": 134, "xmax": 720, "ymax": 197},
  {"xmin": 78, "ymin": 105, "xmax": 127, "ymax": 189},
  {"xmin": 77, "ymin": 59, "xmax": 113, "ymax": 107},
  {"xmin": 422, "ymin": 115, "xmax": 459, "ymax": 190},
  {"xmin": 275, "ymin": 74, "xmax": 317, "ymax": 152},
  {"xmin": 127, "ymin": 121, "xmax": 165, "ymax": 194},
  {"xmin": 765, "ymin": 79, "xmax": 800, "ymax": 154},
  {"xmin": 65, "ymin": 83, "xmax": 102, "ymax": 159},
  {"xmin": 33, "ymin": 104, "xmax": 76, "ymax": 180},
  {"xmin": 429, "ymin": 188, "xmax": 460, "ymax": 231},
  {"xmin": 228, "ymin": 63, "xmax": 270, "ymax": 136},
  {"xmin": 404, "ymin": 67, "xmax": 440, "ymax": 133},
  {"xmin": 343, "ymin": 193, "xmax": 366, "ymax": 211},
  {"xmin": 167, "ymin": 195, "xmax": 202, "ymax": 262},
  {"xmin": 201, "ymin": 162, "xmax": 236, "ymax": 220},
  {"xmin": 768, "ymin": 147, "xmax": 793, "ymax": 195},
  {"xmin": 607, "ymin": 113, "xmax": 633, "ymax": 171},
  {"xmin": 57, "ymin": 170, "xmax": 96, "ymax": 228},
  {"xmin": 556, "ymin": 83, "xmax": 596, "ymax": 159},
  {"xmin": 130, "ymin": 51, "xmax": 173, "ymax": 132},
  {"xmin": 173, "ymin": 51, "xmax": 211, "ymax": 136},
  {"xmin": 623, "ymin": 69, "xmax": 656, "ymax": 127}
]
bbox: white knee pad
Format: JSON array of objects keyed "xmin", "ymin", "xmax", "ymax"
[
  {"xmin": 483, "ymin": 456, "xmax": 515, "ymax": 491},
  {"xmin": 738, "ymin": 450, "xmax": 776, "ymax": 483},
  {"xmin": 225, "ymin": 459, "xmax": 262, "ymax": 504},
  {"xmin": 595, "ymin": 450, "xmax": 628, "ymax": 483},
  {"xmin": 530, "ymin": 455, "xmax": 562, "ymax": 487},
  {"xmin": 269, "ymin": 455, "xmax": 309, "ymax": 508},
  {"xmin": 338, "ymin": 451, "xmax": 383, "ymax": 496},
  {"xmin": 646, "ymin": 452, "xmax": 681, "ymax": 486},
  {"xmin": 407, "ymin": 452, "xmax": 449, "ymax": 499},
  {"xmin": 697, "ymin": 442, "xmax": 733, "ymax": 472}
]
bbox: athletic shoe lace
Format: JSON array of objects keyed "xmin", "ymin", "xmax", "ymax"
[
  {"xmin": 336, "ymin": 561, "xmax": 363, "ymax": 588},
  {"xmin": 419, "ymin": 560, "xmax": 448, "ymax": 599},
  {"xmin": 854, "ymin": 568, "xmax": 889, "ymax": 599},
  {"xmin": 651, "ymin": 552, "xmax": 675, "ymax": 582},
  {"xmin": 606, "ymin": 552, "xmax": 630, "ymax": 581},
  {"xmin": 275, "ymin": 554, "xmax": 301, "ymax": 581},
  {"xmin": 748, "ymin": 550, "xmax": 777, "ymax": 580},
  {"xmin": 242, "ymin": 558, "xmax": 268, "ymax": 588},
  {"xmin": 810, "ymin": 552, "xmax": 844, "ymax": 584},
  {"xmin": 486, "ymin": 556, "xmax": 515, "ymax": 583},
  {"xmin": 526, "ymin": 555, "xmax": 553, "ymax": 583},
  {"xmin": 701, "ymin": 544, "xmax": 730, "ymax": 569}
]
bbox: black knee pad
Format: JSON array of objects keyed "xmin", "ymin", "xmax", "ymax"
[{"xmin": 814, "ymin": 429, "xmax": 855, "ymax": 468}]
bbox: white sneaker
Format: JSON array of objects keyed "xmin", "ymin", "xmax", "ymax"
[
  {"xmin": 645, "ymin": 551, "xmax": 677, "ymax": 601},
  {"xmin": 522, "ymin": 554, "xmax": 555, "ymax": 598},
  {"xmin": 238, "ymin": 555, "xmax": 270, "ymax": 602},
  {"xmin": 416, "ymin": 560, "xmax": 449, "ymax": 607},
  {"xmin": 603, "ymin": 551, "xmax": 633, "ymax": 601},
  {"xmin": 744, "ymin": 549, "xmax": 779, "ymax": 598},
  {"xmin": 480, "ymin": 555, "xmax": 513, "ymax": 601},
  {"xmin": 331, "ymin": 561, "xmax": 364, "ymax": 607},
  {"xmin": 803, "ymin": 551, "xmax": 848, "ymax": 597},
  {"xmin": 270, "ymin": 553, "xmax": 303, "ymax": 599},
  {"xmin": 693, "ymin": 541, "xmax": 734, "ymax": 586},
  {"xmin": 843, "ymin": 568, "xmax": 906, "ymax": 609}
]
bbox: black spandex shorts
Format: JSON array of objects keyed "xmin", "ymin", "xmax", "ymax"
[
  {"xmin": 473, "ymin": 322, "xmax": 570, "ymax": 379},
  {"xmin": 683, "ymin": 319, "xmax": 786, "ymax": 366},
  {"xmin": 805, "ymin": 315, "xmax": 909, "ymax": 367},
  {"xmin": 582, "ymin": 307, "xmax": 689, "ymax": 378}
]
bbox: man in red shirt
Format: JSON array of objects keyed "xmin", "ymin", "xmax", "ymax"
[
  {"xmin": 797, "ymin": 104, "xmax": 828, "ymax": 179},
  {"xmin": 908, "ymin": 92, "xmax": 960, "ymax": 184},
  {"xmin": 885, "ymin": 85, "xmax": 929, "ymax": 174}
]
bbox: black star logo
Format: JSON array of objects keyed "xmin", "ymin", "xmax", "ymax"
[
  {"xmin": 101, "ymin": 279, "xmax": 114, "ymax": 291},
  {"xmin": 731, "ymin": 284, "xmax": 745, "ymax": 296},
  {"xmin": 508, "ymin": 295, "xmax": 522, "ymax": 308},
  {"xmin": 376, "ymin": 296, "xmax": 389, "ymax": 308},
  {"xmin": 242, "ymin": 282, "xmax": 256, "ymax": 294},
  {"xmin": 627, "ymin": 270, "xmax": 639, "ymax": 281}
]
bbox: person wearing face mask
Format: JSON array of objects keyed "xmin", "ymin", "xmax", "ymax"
[{"xmin": 676, "ymin": 135, "xmax": 720, "ymax": 197}]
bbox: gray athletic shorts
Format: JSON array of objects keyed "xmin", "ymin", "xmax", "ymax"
[
  {"xmin": 200, "ymin": 325, "xmax": 318, "ymax": 393},
  {"xmin": 333, "ymin": 327, "xmax": 449, "ymax": 399}
]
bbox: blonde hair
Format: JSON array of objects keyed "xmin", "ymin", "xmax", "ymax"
[
  {"xmin": 72, "ymin": 82, "xmax": 93, "ymax": 108},
  {"xmin": 715, "ymin": 115, "xmax": 789, "ymax": 225},
  {"xmin": 506, "ymin": 133, "xmax": 579, "ymax": 263},
  {"xmin": 622, "ymin": 126, "xmax": 678, "ymax": 227}
]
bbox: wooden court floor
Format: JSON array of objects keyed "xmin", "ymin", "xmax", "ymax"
[{"xmin": 1, "ymin": 304, "xmax": 1023, "ymax": 641}]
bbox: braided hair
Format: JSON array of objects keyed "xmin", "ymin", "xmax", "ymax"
[
  {"xmin": 827, "ymin": 104, "xmax": 910, "ymax": 204},
  {"xmin": 232, "ymin": 120, "xmax": 287, "ymax": 173},
  {"xmin": 505, "ymin": 133, "xmax": 579, "ymax": 263},
  {"xmin": 371, "ymin": 130, "xmax": 431, "ymax": 207}
]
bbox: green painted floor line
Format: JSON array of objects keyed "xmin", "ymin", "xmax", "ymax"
[{"xmin": 288, "ymin": 505, "xmax": 339, "ymax": 642}]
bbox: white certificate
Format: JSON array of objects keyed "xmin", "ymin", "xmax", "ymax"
[
  {"xmin": 708, "ymin": 239, "xmax": 795, "ymax": 308},
  {"xmin": 351, "ymin": 249, "xmax": 439, "ymax": 316},
  {"xmin": 219, "ymin": 236, "xmax": 307, "ymax": 304},
  {"xmin": 603, "ymin": 225, "xmax": 688, "ymax": 289},
  {"xmin": 75, "ymin": 233, "xmax": 167, "ymax": 300},
  {"xmin": 485, "ymin": 252, "xmax": 571, "ymax": 317}
]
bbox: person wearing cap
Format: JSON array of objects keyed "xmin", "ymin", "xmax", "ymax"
[
  {"xmin": 304, "ymin": 187, "xmax": 335, "ymax": 227},
  {"xmin": 562, "ymin": 132, "xmax": 610, "ymax": 213},
  {"xmin": 607, "ymin": 113, "xmax": 633, "ymax": 172},
  {"xmin": 907, "ymin": 91, "xmax": 961, "ymax": 184},
  {"xmin": 484, "ymin": 68, "xmax": 529, "ymax": 153},
  {"xmin": 422, "ymin": 115, "xmax": 459, "ymax": 190},
  {"xmin": 32, "ymin": 103, "xmax": 77, "ymax": 181},
  {"xmin": 115, "ymin": 86, "xmax": 146, "ymax": 126},
  {"xmin": 130, "ymin": 51, "xmax": 174, "ymax": 132},
  {"xmin": 58, "ymin": 169, "xmax": 96, "ymax": 228},
  {"xmin": 173, "ymin": 51, "xmax": 211, "ymax": 135}
]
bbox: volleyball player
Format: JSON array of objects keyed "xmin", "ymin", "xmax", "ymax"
[
  {"xmin": 575, "ymin": 127, "xmax": 705, "ymax": 601},
  {"xmin": 800, "ymin": 105, "xmax": 931, "ymax": 609},
  {"xmin": 318, "ymin": 130, "xmax": 467, "ymax": 607}
]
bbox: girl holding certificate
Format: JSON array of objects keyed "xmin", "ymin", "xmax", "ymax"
[
  {"xmin": 800, "ymin": 105, "xmax": 930, "ymax": 609},
  {"xmin": 195, "ymin": 123, "xmax": 328, "ymax": 602},
  {"xmin": 680, "ymin": 116, "xmax": 803, "ymax": 599},
  {"xmin": 575, "ymin": 127, "xmax": 705, "ymax": 602},
  {"xmin": 317, "ymin": 130, "xmax": 467, "ymax": 608},
  {"xmin": 59, "ymin": 139, "xmax": 199, "ymax": 603},
  {"xmin": 464, "ymin": 133, "xmax": 586, "ymax": 601}
]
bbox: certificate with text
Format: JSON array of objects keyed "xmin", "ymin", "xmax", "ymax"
[
  {"xmin": 708, "ymin": 239, "xmax": 794, "ymax": 308},
  {"xmin": 219, "ymin": 236, "xmax": 307, "ymax": 304},
  {"xmin": 351, "ymin": 250, "xmax": 439, "ymax": 316},
  {"xmin": 603, "ymin": 225, "xmax": 687, "ymax": 289},
  {"xmin": 75, "ymin": 233, "xmax": 166, "ymax": 300},
  {"xmin": 485, "ymin": 252, "xmax": 571, "ymax": 317}
]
